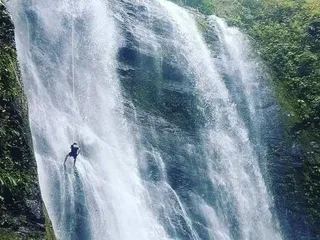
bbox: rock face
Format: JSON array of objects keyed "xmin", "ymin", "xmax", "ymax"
[{"xmin": 0, "ymin": 4, "xmax": 47, "ymax": 239}]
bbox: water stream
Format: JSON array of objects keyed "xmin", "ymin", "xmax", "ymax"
[{"xmin": 8, "ymin": 0, "xmax": 282, "ymax": 239}]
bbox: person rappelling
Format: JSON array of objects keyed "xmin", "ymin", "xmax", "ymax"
[
  {"xmin": 63, "ymin": 11, "xmax": 80, "ymax": 168},
  {"xmin": 64, "ymin": 142, "xmax": 81, "ymax": 166}
]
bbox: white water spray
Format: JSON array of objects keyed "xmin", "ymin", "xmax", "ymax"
[{"xmin": 8, "ymin": 0, "xmax": 283, "ymax": 239}]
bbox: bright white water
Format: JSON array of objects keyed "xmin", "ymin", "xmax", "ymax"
[{"xmin": 8, "ymin": 0, "xmax": 283, "ymax": 239}]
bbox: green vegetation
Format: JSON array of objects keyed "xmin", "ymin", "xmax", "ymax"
[
  {"xmin": 171, "ymin": 0, "xmax": 214, "ymax": 15},
  {"xmin": 172, "ymin": 0, "xmax": 320, "ymax": 228},
  {"xmin": 0, "ymin": 230, "xmax": 19, "ymax": 240},
  {"xmin": 0, "ymin": 4, "xmax": 48, "ymax": 239},
  {"xmin": 216, "ymin": 0, "xmax": 320, "ymax": 129},
  {"xmin": 0, "ymin": 8, "xmax": 35, "ymax": 219},
  {"xmin": 44, "ymin": 207, "xmax": 56, "ymax": 240},
  {"xmin": 0, "ymin": 42, "xmax": 34, "ymax": 211},
  {"xmin": 212, "ymin": 0, "xmax": 320, "ymax": 224}
]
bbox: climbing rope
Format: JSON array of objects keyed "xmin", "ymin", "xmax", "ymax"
[{"xmin": 71, "ymin": 5, "xmax": 76, "ymax": 141}]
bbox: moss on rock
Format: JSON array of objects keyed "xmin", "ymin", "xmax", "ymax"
[
  {"xmin": 0, "ymin": 3, "xmax": 54, "ymax": 239},
  {"xmin": 44, "ymin": 207, "xmax": 56, "ymax": 240},
  {"xmin": 178, "ymin": 0, "xmax": 320, "ymax": 236}
]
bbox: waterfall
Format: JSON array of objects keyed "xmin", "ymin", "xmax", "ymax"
[{"xmin": 7, "ymin": 0, "xmax": 283, "ymax": 239}]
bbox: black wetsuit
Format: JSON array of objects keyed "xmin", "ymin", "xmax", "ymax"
[
  {"xmin": 64, "ymin": 143, "xmax": 80, "ymax": 165},
  {"xmin": 69, "ymin": 144, "xmax": 80, "ymax": 159}
]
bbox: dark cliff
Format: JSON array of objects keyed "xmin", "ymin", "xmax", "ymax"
[{"xmin": 0, "ymin": 4, "xmax": 47, "ymax": 239}]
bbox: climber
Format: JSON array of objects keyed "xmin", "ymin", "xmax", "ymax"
[{"xmin": 64, "ymin": 142, "xmax": 81, "ymax": 166}]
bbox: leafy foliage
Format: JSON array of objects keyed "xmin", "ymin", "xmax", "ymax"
[
  {"xmin": 176, "ymin": 0, "xmax": 320, "ymax": 226},
  {"xmin": 213, "ymin": 0, "xmax": 320, "ymax": 223},
  {"xmin": 0, "ymin": 2, "xmax": 14, "ymax": 45},
  {"xmin": 0, "ymin": 4, "xmax": 52, "ymax": 239},
  {"xmin": 0, "ymin": 4, "xmax": 34, "ymax": 218},
  {"xmin": 171, "ymin": 0, "xmax": 214, "ymax": 14}
]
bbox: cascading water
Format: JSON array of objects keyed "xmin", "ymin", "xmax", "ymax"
[{"xmin": 7, "ymin": 0, "xmax": 283, "ymax": 239}]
